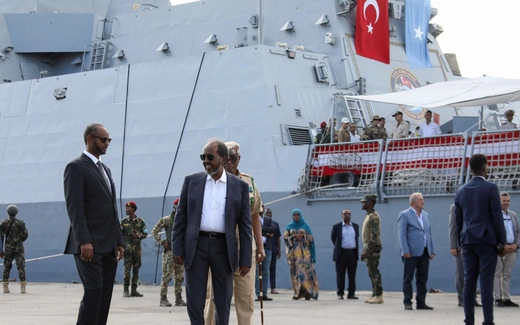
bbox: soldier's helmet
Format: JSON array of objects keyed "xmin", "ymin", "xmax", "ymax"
[{"xmin": 7, "ymin": 204, "xmax": 18, "ymax": 216}]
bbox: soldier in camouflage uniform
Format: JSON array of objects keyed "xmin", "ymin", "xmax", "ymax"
[
  {"xmin": 359, "ymin": 194, "xmax": 384, "ymax": 304},
  {"xmin": 151, "ymin": 198, "xmax": 187, "ymax": 307},
  {"xmin": 120, "ymin": 201, "xmax": 147, "ymax": 297},
  {"xmin": 1, "ymin": 204, "xmax": 29, "ymax": 294},
  {"xmin": 361, "ymin": 115, "xmax": 388, "ymax": 141}
]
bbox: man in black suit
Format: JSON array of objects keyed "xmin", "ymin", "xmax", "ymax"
[
  {"xmin": 455, "ymin": 154, "xmax": 509, "ymax": 325},
  {"xmin": 63, "ymin": 123, "xmax": 124, "ymax": 325},
  {"xmin": 331, "ymin": 209, "xmax": 359, "ymax": 300},
  {"xmin": 172, "ymin": 139, "xmax": 253, "ymax": 325},
  {"xmin": 255, "ymin": 208, "xmax": 276, "ymax": 301}
]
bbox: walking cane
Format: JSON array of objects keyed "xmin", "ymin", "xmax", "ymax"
[{"xmin": 258, "ymin": 261, "xmax": 265, "ymax": 325}]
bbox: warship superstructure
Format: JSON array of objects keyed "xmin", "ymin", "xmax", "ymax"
[{"xmin": 1, "ymin": 0, "xmax": 519, "ymax": 294}]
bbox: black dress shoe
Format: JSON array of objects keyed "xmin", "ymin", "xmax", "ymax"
[
  {"xmin": 404, "ymin": 304, "xmax": 413, "ymax": 310},
  {"xmin": 504, "ymin": 299, "xmax": 519, "ymax": 307},
  {"xmin": 495, "ymin": 299, "xmax": 505, "ymax": 307},
  {"xmin": 458, "ymin": 302, "xmax": 463, "ymax": 307},
  {"xmin": 263, "ymin": 296, "xmax": 273, "ymax": 301},
  {"xmin": 347, "ymin": 295, "xmax": 359, "ymax": 300},
  {"xmin": 416, "ymin": 304, "xmax": 434, "ymax": 310}
]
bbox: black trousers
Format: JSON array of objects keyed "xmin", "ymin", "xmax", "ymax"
[
  {"xmin": 335, "ymin": 249, "xmax": 358, "ymax": 297},
  {"xmin": 185, "ymin": 236, "xmax": 233, "ymax": 325},
  {"xmin": 402, "ymin": 248, "xmax": 430, "ymax": 305},
  {"xmin": 270, "ymin": 251, "xmax": 277, "ymax": 289},
  {"xmin": 73, "ymin": 251, "xmax": 118, "ymax": 325}
]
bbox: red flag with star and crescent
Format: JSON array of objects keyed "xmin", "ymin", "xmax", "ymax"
[{"xmin": 355, "ymin": 0, "xmax": 390, "ymax": 64}]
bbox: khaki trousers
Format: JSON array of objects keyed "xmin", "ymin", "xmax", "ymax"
[{"xmin": 205, "ymin": 252, "xmax": 256, "ymax": 325}]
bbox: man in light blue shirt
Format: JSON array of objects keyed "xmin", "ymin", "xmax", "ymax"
[{"xmin": 493, "ymin": 192, "xmax": 520, "ymax": 307}]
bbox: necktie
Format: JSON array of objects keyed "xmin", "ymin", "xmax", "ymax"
[{"xmin": 97, "ymin": 161, "xmax": 112, "ymax": 194}]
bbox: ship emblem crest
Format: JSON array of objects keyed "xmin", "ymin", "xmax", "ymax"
[{"xmin": 390, "ymin": 68, "xmax": 427, "ymax": 120}]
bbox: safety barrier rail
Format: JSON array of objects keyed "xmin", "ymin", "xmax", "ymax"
[{"xmin": 302, "ymin": 130, "xmax": 520, "ymax": 199}]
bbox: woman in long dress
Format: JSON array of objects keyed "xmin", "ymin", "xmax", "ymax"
[{"xmin": 284, "ymin": 208, "xmax": 319, "ymax": 300}]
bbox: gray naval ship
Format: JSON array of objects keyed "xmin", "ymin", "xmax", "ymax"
[{"xmin": 1, "ymin": 0, "xmax": 519, "ymax": 294}]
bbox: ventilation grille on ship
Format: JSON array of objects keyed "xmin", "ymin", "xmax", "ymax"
[{"xmin": 287, "ymin": 126, "xmax": 312, "ymax": 145}]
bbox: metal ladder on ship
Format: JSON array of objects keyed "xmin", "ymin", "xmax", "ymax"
[
  {"xmin": 338, "ymin": 92, "xmax": 371, "ymax": 129},
  {"xmin": 81, "ymin": 41, "xmax": 109, "ymax": 71}
]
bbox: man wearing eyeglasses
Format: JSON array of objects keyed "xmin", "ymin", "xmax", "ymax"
[
  {"xmin": 172, "ymin": 139, "xmax": 253, "ymax": 325},
  {"xmin": 63, "ymin": 123, "xmax": 124, "ymax": 325},
  {"xmin": 204, "ymin": 141, "xmax": 265, "ymax": 325}
]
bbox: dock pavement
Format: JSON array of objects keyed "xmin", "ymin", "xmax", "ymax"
[{"xmin": 1, "ymin": 283, "xmax": 518, "ymax": 324}]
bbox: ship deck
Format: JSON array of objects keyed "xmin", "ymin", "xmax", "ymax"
[{"xmin": 2, "ymin": 282, "xmax": 519, "ymax": 324}]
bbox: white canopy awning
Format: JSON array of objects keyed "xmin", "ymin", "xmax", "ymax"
[{"xmin": 342, "ymin": 76, "xmax": 520, "ymax": 108}]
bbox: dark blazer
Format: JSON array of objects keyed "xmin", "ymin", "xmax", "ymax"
[
  {"xmin": 261, "ymin": 217, "xmax": 276, "ymax": 250},
  {"xmin": 172, "ymin": 171, "xmax": 253, "ymax": 272},
  {"xmin": 63, "ymin": 153, "xmax": 123, "ymax": 255},
  {"xmin": 331, "ymin": 222, "xmax": 359, "ymax": 261},
  {"xmin": 455, "ymin": 176, "xmax": 506, "ymax": 247}
]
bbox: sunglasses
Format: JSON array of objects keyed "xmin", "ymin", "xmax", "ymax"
[
  {"xmin": 92, "ymin": 136, "xmax": 112, "ymax": 143},
  {"xmin": 228, "ymin": 155, "xmax": 239, "ymax": 163},
  {"xmin": 200, "ymin": 154, "xmax": 216, "ymax": 161}
]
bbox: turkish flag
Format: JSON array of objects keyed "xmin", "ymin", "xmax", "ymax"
[{"xmin": 355, "ymin": 0, "xmax": 390, "ymax": 64}]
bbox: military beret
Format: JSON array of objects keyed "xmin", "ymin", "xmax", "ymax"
[
  {"xmin": 360, "ymin": 194, "xmax": 377, "ymax": 203},
  {"xmin": 125, "ymin": 201, "xmax": 137, "ymax": 210},
  {"xmin": 173, "ymin": 198, "xmax": 180, "ymax": 206},
  {"xmin": 225, "ymin": 141, "xmax": 240, "ymax": 156}
]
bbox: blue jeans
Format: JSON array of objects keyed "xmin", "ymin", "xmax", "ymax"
[{"xmin": 255, "ymin": 249, "xmax": 272, "ymax": 296}]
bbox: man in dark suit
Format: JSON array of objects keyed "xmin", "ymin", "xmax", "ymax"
[
  {"xmin": 266, "ymin": 208, "xmax": 282, "ymax": 295},
  {"xmin": 172, "ymin": 139, "xmax": 253, "ymax": 325},
  {"xmin": 63, "ymin": 123, "xmax": 124, "ymax": 325},
  {"xmin": 455, "ymin": 154, "xmax": 509, "ymax": 325},
  {"xmin": 449, "ymin": 204, "xmax": 482, "ymax": 308},
  {"xmin": 331, "ymin": 209, "xmax": 359, "ymax": 300},
  {"xmin": 255, "ymin": 208, "xmax": 276, "ymax": 301},
  {"xmin": 398, "ymin": 193, "xmax": 435, "ymax": 310}
]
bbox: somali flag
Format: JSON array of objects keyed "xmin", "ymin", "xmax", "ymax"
[{"xmin": 405, "ymin": 0, "xmax": 432, "ymax": 69}]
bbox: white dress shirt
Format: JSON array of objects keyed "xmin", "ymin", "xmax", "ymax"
[
  {"xmin": 200, "ymin": 171, "xmax": 227, "ymax": 233},
  {"xmin": 419, "ymin": 121, "xmax": 442, "ymax": 137},
  {"xmin": 350, "ymin": 132, "xmax": 361, "ymax": 143},
  {"xmin": 83, "ymin": 150, "xmax": 110, "ymax": 182},
  {"xmin": 414, "ymin": 208, "xmax": 427, "ymax": 247}
]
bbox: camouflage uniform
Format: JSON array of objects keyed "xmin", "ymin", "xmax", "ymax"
[
  {"xmin": 362, "ymin": 208, "xmax": 383, "ymax": 297},
  {"xmin": 121, "ymin": 216, "xmax": 147, "ymax": 292},
  {"xmin": 1, "ymin": 217, "xmax": 29, "ymax": 282},
  {"xmin": 151, "ymin": 212, "xmax": 184, "ymax": 299},
  {"xmin": 361, "ymin": 125, "xmax": 388, "ymax": 141}
]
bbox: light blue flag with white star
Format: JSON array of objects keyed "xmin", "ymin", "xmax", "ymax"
[{"xmin": 405, "ymin": 0, "xmax": 432, "ymax": 69}]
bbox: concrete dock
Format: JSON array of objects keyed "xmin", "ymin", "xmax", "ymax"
[{"xmin": 1, "ymin": 283, "xmax": 518, "ymax": 324}]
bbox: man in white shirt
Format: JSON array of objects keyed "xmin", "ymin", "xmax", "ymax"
[
  {"xmin": 349, "ymin": 124, "xmax": 361, "ymax": 142},
  {"xmin": 500, "ymin": 110, "xmax": 518, "ymax": 130},
  {"xmin": 419, "ymin": 110, "xmax": 442, "ymax": 137},
  {"xmin": 172, "ymin": 139, "xmax": 253, "ymax": 325}
]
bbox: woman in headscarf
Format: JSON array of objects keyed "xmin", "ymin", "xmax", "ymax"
[{"xmin": 284, "ymin": 208, "xmax": 319, "ymax": 300}]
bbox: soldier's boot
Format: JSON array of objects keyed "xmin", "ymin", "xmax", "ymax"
[
  {"xmin": 175, "ymin": 293, "xmax": 187, "ymax": 306},
  {"xmin": 368, "ymin": 295, "xmax": 384, "ymax": 304},
  {"xmin": 160, "ymin": 295, "xmax": 172, "ymax": 307},
  {"xmin": 131, "ymin": 289, "xmax": 144, "ymax": 297},
  {"xmin": 364, "ymin": 296, "xmax": 373, "ymax": 303},
  {"xmin": 3, "ymin": 281, "xmax": 10, "ymax": 294},
  {"xmin": 20, "ymin": 281, "xmax": 26, "ymax": 294},
  {"xmin": 123, "ymin": 286, "xmax": 131, "ymax": 297}
]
